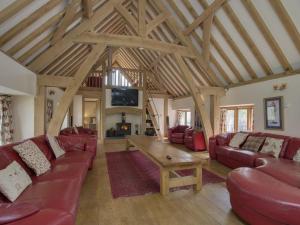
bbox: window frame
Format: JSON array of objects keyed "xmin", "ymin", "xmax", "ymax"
[
  {"xmin": 220, "ymin": 105, "xmax": 254, "ymax": 133},
  {"xmin": 177, "ymin": 110, "xmax": 192, "ymax": 126}
]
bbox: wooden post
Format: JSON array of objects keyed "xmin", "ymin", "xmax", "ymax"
[
  {"xmin": 96, "ymin": 99, "xmax": 101, "ymax": 141},
  {"xmin": 34, "ymin": 85, "xmax": 45, "ymax": 135},
  {"xmin": 163, "ymin": 96, "xmax": 168, "ymax": 137},
  {"xmin": 210, "ymin": 95, "xmax": 220, "ymax": 135},
  {"xmin": 174, "ymin": 53, "xmax": 213, "ymax": 144},
  {"xmin": 141, "ymin": 71, "xmax": 147, "ymax": 135},
  {"xmin": 100, "ymin": 71, "xmax": 106, "ymax": 143},
  {"xmin": 47, "ymin": 44, "xmax": 106, "ymax": 136}
]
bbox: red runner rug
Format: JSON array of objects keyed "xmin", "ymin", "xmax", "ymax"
[{"xmin": 106, "ymin": 150, "xmax": 225, "ymax": 198}]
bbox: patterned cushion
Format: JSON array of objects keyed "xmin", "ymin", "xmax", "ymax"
[
  {"xmin": 73, "ymin": 126, "xmax": 79, "ymax": 134},
  {"xmin": 47, "ymin": 135, "xmax": 65, "ymax": 158},
  {"xmin": 13, "ymin": 140, "xmax": 51, "ymax": 176},
  {"xmin": 241, "ymin": 136, "xmax": 265, "ymax": 152},
  {"xmin": 0, "ymin": 161, "xmax": 32, "ymax": 202},
  {"xmin": 293, "ymin": 149, "xmax": 300, "ymax": 162},
  {"xmin": 229, "ymin": 133, "xmax": 249, "ymax": 148},
  {"xmin": 260, "ymin": 137, "xmax": 284, "ymax": 158}
]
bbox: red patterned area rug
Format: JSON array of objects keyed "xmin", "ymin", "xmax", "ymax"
[{"xmin": 106, "ymin": 150, "xmax": 225, "ymax": 199}]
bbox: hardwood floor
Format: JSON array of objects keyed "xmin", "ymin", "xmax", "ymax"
[{"xmin": 75, "ymin": 142, "xmax": 245, "ymax": 225}]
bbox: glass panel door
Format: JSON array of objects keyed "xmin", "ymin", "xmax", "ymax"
[
  {"xmin": 238, "ymin": 109, "xmax": 248, "ymax": 131},
  {"xmin": 225, "ymin": 110, "xmax": 235, "ymax": 132}
]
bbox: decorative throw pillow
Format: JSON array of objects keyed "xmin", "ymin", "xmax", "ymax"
[
  {"xmin": 13, "ymin": 140, "xmax": 51, "ymax": 176},
  {"xmin": 73, "ymin": 126, "xmax": 79, "ymax": 134},
  {"xmin": 47, "ymin": 135, "xmax": 65, "ymax": 158},
  {"xmin": 293, "ymin": 149, "xmax": 300, "ymax": 162},
  {"xmin": 241, "ymin": 136, "xmax": 265, "ymax": 152},
  {"xmin": 260, "ymin": 137, "xmax": 284, "ymax": 158},
  {"xmin": 0, "ymin": 161, "xmax": 32, "ymax": 202},
  {"xmin": 229, "ymin": 133, "xmax": 249, "ymax": 148}
]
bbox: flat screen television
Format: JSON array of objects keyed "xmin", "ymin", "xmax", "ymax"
[{"xmin": 111, "ymin": 88, "xmax": 139, "ymax": 106}]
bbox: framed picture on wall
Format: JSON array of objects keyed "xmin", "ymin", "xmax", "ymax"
[
  {"xmin": 46, "ymin": 99, "xmax": 53, "ymax": 123},
  {"xmin": 264, "ymin": 96, "xmax": 283, "ymax": 130},
  {"xmin": 194, "ymin": 109, "xmax": 202, "ymax": 130}
]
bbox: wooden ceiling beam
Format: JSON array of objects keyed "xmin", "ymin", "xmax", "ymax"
[
  {"xmin": 38, "ymin": 75, "xmax": 74, "ymax": 87},
  {"xmin": 51, "ymin": 1, "xmax": 78, "ymax": 46},
  {"xmin": 115, "ymin": 3, "xmax": 139, "ymax": 34},
  {"xmin": 28, "ymin": 0, "xmax": 122, "ymax": 72},
  {"xmin": 138, "ymin": 0, "xmax": 146, "ymax": 37},
  {"xmin": 198, "ymin": 0, "xmax": 257, "ymax": 80},
  {"xmin": 73, "ymin": 32, "xmax": 195, "ymax": 57},
  {"xmin": 0, "ymin": 0, "xmax": 62, "ymax": 47},
  {"xmin": 0, "ymin": 0, "xmax": 34, "ymax": 24},
  {"xmin": 82, "ymin": 0, "xmax": 93, "ymax": 18},
  {"xmin": 47, "ymin": 44, "xmax": 106, "ymax": 135},
  {"xmin": 202, "ymin": 14, "xmax": 214, "ymax": 67},
  {"xmin": 146, "ymin": 13, "xmax": 169, "ymax": 36},
  {"xmin": 7, "ymin": 11, "xmax": 65, "ymax": 56},
  {"xmin": 269, "ymin": 0, "xmax": 300, "ymax": 55},
  {"xmin": 242, "ymin": 0, "xmax": 292, "ymax": 72},
  {"xmin": 183, "ymin": 0, "xmax": 226, "ymax": 35},
  {"xmin": 223, "ymin": 3, "xmax": 272, "ymax": 76}
]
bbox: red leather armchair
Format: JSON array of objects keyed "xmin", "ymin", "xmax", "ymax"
[
  {"xmin": 184, "ymin": 129, "xmax": 206, "ymax": 151},
  {"xmin": 168, "ymin": 125, "xmax": 189, "ymax": 144}
]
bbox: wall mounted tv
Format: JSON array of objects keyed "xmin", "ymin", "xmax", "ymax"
[{"xmin": 111, "ymin": 88, "xmax": 139, "ymax": 106}]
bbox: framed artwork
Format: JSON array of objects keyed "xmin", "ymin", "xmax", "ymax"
[
  {"xmin": 194, "ymin": 109, "xmax": 202, "ymax": 130},
  {"xmin": 264, "ymin": 96, "xmax": 283, "ymax": 130},
  {"xmin": 46, "ymin": 99, "xmax": 53, "ymax": 123}
]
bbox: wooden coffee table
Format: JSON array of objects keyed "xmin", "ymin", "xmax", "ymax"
[{"xmin": 126, "ymin": 135, "xmax": 203, "ymax": 196}]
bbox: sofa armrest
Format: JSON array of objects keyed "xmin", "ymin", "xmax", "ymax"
[
  {"xmin": 209, "ymin": 137, "xmax": 217, "ymax": 159},
  {"xmin": 0, "ymin": 203, "xmax": 40, "ymax": 225}
]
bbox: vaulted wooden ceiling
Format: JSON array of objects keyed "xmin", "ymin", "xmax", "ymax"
[{"xmin": 1, "ymin": 0, "xmax": 300, "ymax": 98}]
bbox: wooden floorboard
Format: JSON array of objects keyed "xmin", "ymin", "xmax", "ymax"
[{"xmin": 75, "ymin": 142, "xmax": 245, "ymax": 225}]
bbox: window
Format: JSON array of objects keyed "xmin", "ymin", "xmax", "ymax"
[
  {"xmin": 105, "ymin": 69, "xmax": 132, "ymax": 87},
  {"xmin": 220, "ymin": 105, "xmax": 254, "ymax": 133},
  {"xmin": 177, "ymin": 110, "xmax": 191, "ymax": 126}
]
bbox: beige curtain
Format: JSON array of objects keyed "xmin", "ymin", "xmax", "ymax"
[
  {"xmin": 0, "ymin": 96, "xmax": 13, "ymax": 145},
  {"xmin": 220, "ymin": 109, "xmax": 227, "ymax": 133}
]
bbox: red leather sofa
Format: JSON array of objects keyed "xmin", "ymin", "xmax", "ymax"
[
  {"xmin": 209, "ymin": 132, "xmax": 291, "ymax": 169},
  {"xmin": 184, "ymin": 128, "xmax": 206, "ymax": 151},
  {"xmin": 60, "ymin": 127, "xmax": 97, "ymax": 136},
  {"xmin": 0, "ymin": 134, "xmax": 97, "ymax": 225},
  {"xmin": 210, "ymin": 133, "xmax": 300, "ymax": 225},
  {"xmin": 168, "ymin": 125, "xmax": 189, "ymax": 144}
]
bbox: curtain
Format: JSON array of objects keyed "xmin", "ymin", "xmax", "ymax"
[
  {"xmin": 220, "ymin": 109, "xmax": 227, "ymax": 133},
  {"xmin": 0, "ymin": 96, "xmax": 13, "ymax": 145}
]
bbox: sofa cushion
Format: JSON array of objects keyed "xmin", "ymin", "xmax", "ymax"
[
  {"xmin": 228, "ymin": 150, "xmax": 269, "ymax": 168},
  {"xmin": 171, "ymin": 133, "xmax": 185, "ymax": 139},
  {"xmin": 33, "ymin": 163, "xmax": 88, "ymax": 184},
  {"xmin": 241, "ymin": 136, "xmax": 265, "ymax": 152},
  {"xmin": 31, "ymin": 136, "xmax": 54, "ymax": 162},
  {"xmin": 46, "ymin": 135, "xmax": 65, "ymax": 159},
  {"xmin": 215, "ymin": 145, "xmax": 236, "ymax": 157},
  {"xmin": 0, "ymin": 203, "xmax": 39, "ymax": 224},
  {"xmin": 229, "ymin": 133, "xmax": 248, "ymax": 148},
  {"xmin": 7, "ymin": 209, "xmax": 73, "ymax": 225},
  {"xmin": 293, "ymin": 149, "xmax": 300, "ymax": 162},
  {"xmin": 13, "ymin": 140, "xmax": 51, "ymax": 176},
  {"xmin": 285, "ymin": 138, "xmax": 300, "ymax": 160},
  {"xmin": 52, "ymin": 151, "xmax": 93, "ymax": 168},
  {"xmin": 256, "ymin": 158, "xmax": 300, "ymax": 188},
  {"xmin": 260, "ymin": 137, "xmax": 284, "ymax": 158},
  {"xmin": 0, "ymin": 162, "xmax": 32, "ymax": 202},
  {"xmin": 227, "ymin": 168, "xmax": 300, "ymax": 225},
  {"xmin": 17, "ymin": 179, "xmax": 81, "ymax": 216}
]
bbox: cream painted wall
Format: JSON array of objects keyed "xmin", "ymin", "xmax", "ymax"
[
  {"xmin": 46, "ymin": 87, "xmax": 68, "ymax": 130},
  {"xmin": 12, "ymin": 96, "xmax": 34, "ymax": 142},
  {"xmin": 0, "ymin": 52, "xmax": 36, "ymax": 95},
  {"xmin": 73, "ymin": 95, "xmax": 83, "ymax": 126},
  {"xmin": 220, "ymin": 75, "xmax": 300, "ymax": 137}
]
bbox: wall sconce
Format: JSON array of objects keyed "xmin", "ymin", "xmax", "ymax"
[
  {"xmin": 273, "ymin": 83, "xmax": 287, "ymax": 91},
  {"xmin": 49, "ymin": 90, "xmax": 55, "ymax": 96}
]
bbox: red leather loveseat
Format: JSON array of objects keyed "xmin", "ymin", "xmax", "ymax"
[
  {"xmin": 210, "ymin": 133, "xmax": 300, "ymax": 225},
  {"xmin": 184, "ymin": 128, "xmax": 206, "ymax": 151},
  {"xmin": 168, "ymin": 125, "xmax": 189, "ymax": 144},
  {"xmin": 0, "ymin": 134, "xmax": 97, "ymax": 225}
]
